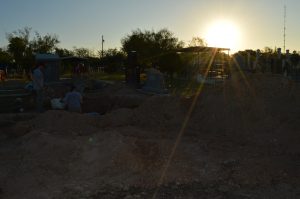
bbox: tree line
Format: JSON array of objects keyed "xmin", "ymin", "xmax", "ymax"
[{"xmin": 0, "ymin": 27, "xmax": 208, "ymax": 76}]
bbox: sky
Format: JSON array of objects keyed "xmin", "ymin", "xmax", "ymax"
[{"xmin": 0, "ymin": 0, "xmax": 300, "ymax": 54}]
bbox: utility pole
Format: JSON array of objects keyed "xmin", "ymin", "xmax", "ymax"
[
  {"xmin": 283, "ymin": 4, "xmax": 286, "ymax": 52},
  {"xmin": 101, "ymin": 35, "xmax": 104, "ymax": 58}
]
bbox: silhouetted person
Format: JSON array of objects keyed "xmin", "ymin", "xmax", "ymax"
[
  {"xmin": 290, "ymin": 51, "xmax": 299, "ymax": 68},
  {"xmin": 32, "ymin": 63, "xmax": 45, "ymax": 112},
  {"xmin": 63, "ymin": 86, "xmax": 83, "ymax": 113}
]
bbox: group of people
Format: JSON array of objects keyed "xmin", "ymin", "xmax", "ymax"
[{"xmin": 31, "ymin": 63, "xmax": 83, "ymax": 113}]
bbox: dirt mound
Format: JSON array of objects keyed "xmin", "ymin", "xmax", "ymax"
[
  {"xmin": 29, "ymin": 110, "xmax": 101, "ymax": 136},
  {"xmin": 132, "ymin": 96, "xmax": 188, "ymax": 134},
  {"xmin": 99, "ymin": 108, "xmax": 134, "ymax": 127},
  {"xmin": 0, "ymin": 127, "xmax": 198, "ymax": 198},
  {"xmin": 0, "ymin": 72, "xmax": 300, "ymax": 198},
  {"xmin": 83, "ymin": 93, "xmax": 146, "ymax": 114}
]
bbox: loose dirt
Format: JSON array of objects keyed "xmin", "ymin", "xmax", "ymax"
[{"xmin": 0, "ymin": 71, "xmax": 299, "ymax": 198}]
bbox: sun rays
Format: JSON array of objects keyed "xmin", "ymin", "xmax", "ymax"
[{"xmin": 204, "ymin": 19, "xmax": 241, "ymax": 53}]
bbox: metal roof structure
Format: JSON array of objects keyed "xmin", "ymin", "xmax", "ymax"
[
  {"xmin": 35, "ymin": 53, "xmax": 60, "ymax": 61},
  {"xmin": 176, "ymin": 46, "xmax": 230, "ymax": 53},
  {"xmin": 61, "ymin": 56, "xmax": 88, "ymax": 61}
]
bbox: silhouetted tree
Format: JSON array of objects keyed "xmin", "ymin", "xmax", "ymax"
[
  {"xmin": 6, "ymin": 27, "xmax": 60, "ymax": 72},
  {"xmin": 100, "ymin": 48, "xmax": 126, "ymax": 73},
  {"xmin": 263, "ymin": 46, "xmax": 273, "ymax": 54},
  {"xmin": 158, "ymin": 52, "xmax": 182, "ymax": 80},
  {"xmin": 31, "ymin": 32, "xmax": 59, "ymax": 53},
  {"xmin": 7, "ymin": 37, "xmax": 27, "ymax": 68},
  {"xmin": 73, "ymin": 47, "xmax": 94, "ymax": 57},
  {"xmin": 0, "ymin": 48, "xmax": 13, "ymax": 64},
  {"xmin": 290, "ymin": 51, "xmax": 300, "ymax": 67},
  {"xmin": 55, "ymin": 48, "xmax": 74, "ymax": 57},
  {"xmin": 188, "ymin": 37, "xmax": 207, "ymax": 47},
  {"xmin": 121, "ymin": 28, "xmax": 184, "ymax": 67}
]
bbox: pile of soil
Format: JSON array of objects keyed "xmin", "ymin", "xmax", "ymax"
[{"xmin": 0, "ymin": 71, "xmax": 299, "ymax": 198}]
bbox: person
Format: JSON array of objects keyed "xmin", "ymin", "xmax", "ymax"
[
  {"xmin": 74, "ymin": 63, "xmax": 81, "ymax": 76},
  {"xmin": 0, "ymin": 69, "xmax": 5, "ymax": 82},
  {"xmin": 290, "ymin": 51, "xmax": 300, "ymax": 68},
  {"xmin": 63, "ymin": 86, "xmax": 83, "ymax": 113},
  {"xmin": 0, "ymin": 65, "xmax": 6, "ymax": 82},
  {"xmin": 32, "ymin": 63, "xmax": 45, "ymax": 112}
]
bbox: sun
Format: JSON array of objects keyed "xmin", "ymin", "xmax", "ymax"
[{"xmin": 204, "ymin": 19, "xmax": 240, "ymax": 52}]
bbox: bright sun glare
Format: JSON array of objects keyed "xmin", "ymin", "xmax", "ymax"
[{"xmin": 205, "ymin": 20, "xmax": 240, "ymax": 52}]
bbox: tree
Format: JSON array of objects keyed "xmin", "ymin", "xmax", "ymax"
[
  {"xmin": 100, "ymin": 48, "xmax": 126, "ymax": 73},
  {"xmin": 6, "ymin": 27, "xmax": 60, "ymax": 72},
  {"xmin": 188, "ymin": 37, "xmax": 207, "ymax": 47},
  {"xmin": 158, "ymin": 52, "xmax": 182, "ymax": 80},
  {"xmin": 7, "ymin": 27, "xmax": 31, "ymax": 47},
  {"xmin": 55, "ymin": 48, "xmax": 74, "ymax": 57},
  {"xmin": 7, "ymin": 37, "xmax": 27, "ymax": 66},
  {"xmin": 154, "ymin": 29, "xmax": 184, "ymax": 52},
  {"xmin": 31, "ymin": 32, "xmax": 59, "ymax": 53},
  {"xmin": 263, "ymin": 46, "xmax": 273, "ymax": 54},
  {"xmin": 73, "ymin": 47, "xmax": 94, "ymax": 57},
  {"xmin": 0, "ymin": 48, "xmax": 13, "ymax": 64},
  {"xmin": 121, "ymin": 29, "xmax": 153, "ymax": 64},
  {"xmin": 121, "ymin": 28, "xmax": 184, "ymax": 67},
  {"xmin": 6, "ymin": 27, "xmax": 32, "ymax": 70}
]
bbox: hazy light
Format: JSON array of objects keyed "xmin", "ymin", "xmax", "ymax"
[{"xmin": 204, "ymin": 19, "xmax": 240, "ymax": 52}]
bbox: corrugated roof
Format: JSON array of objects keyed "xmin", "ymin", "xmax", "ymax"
[
  {"xmin": 61, "ymin": 56, "xmax": 88, "ymax": 61},
  {"xmin": 177, "ymin": 46, "xmax": 230, "ymax": 53},
  {"xmin": 35, "ymin": 53, "xmax": 60, "ymax": 61}
]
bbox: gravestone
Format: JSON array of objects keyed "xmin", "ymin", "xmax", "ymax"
[{"xmin": 142, "ymin": 68, "xmax": 168, "ymax": 94}]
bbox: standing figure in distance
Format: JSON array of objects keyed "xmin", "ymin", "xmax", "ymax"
[{"xmin": 32, "ymin": 63, "xmax": 45, "ymax": 112}]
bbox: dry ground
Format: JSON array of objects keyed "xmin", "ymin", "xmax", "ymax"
[{"xmin": 0, "ymin": 71, "xmax": 300, "ymax": 198}]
